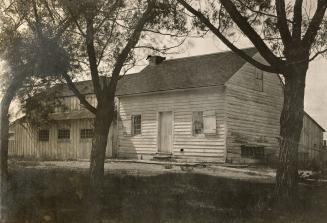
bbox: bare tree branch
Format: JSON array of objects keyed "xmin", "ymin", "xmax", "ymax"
[
  {"xmin": 62, "ymin": 72, "xmax": 97, "ymax": 114},
  {"xmin": 54, "ymin": 16, "xmax": 72, "ymax": 39},
  {"xmin": 219, "ymin": 0, "xmax": 284, "ymax": 70},
  {"xmin": 309, "ymin": 48, "xmax": 327, "ymax": 61},
  {"xmin": 86, "ymin": 16, "xmax": 103, "ymax": 99},
  {"xmin": 96, "ymin": 12, "xmax": 119, "ymax": 67},
  {"xmin": 134, "ymin": 36, "xmax": 187, "ymax": 54},
  {"xmin": 94, "ymin": 0, "xmax": 120, "ymax": 32},
  {"xmin": 177, "ymin": 0, "xmax": 280, "ymax": 73},
  {"xmin": 275, "ymin": 0, "xmax": 292, "ymax": 47},
  {"xmin": 32, "ymin": 0, "xmax": 43, "ymax": 37},
  {"xmin": 292, "ymin": 0, "xmax": 303, "ymax": 41},
  {"xmin": 235, "ymin": 0, "xmax": 293, "ymax": 24},
  {"xmin": 107, "ymin": 0, "xmax": 156, "ymax": 94},
  {"xmin": 302, "ymin": 0, "xmax": 327, "ymax": 49}
]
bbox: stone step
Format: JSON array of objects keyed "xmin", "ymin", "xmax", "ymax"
[{"xmin": 152, "ymin": 153, "xmax": 174, "ymax": 161}]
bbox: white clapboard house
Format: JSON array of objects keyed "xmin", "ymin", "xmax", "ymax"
[{"xmin": 9, "ymin": 48, "xmax": 325, "ymax": 163}]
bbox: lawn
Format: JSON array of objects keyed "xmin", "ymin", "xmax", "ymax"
[{"xmin": 4, "ymin": 162, "xmax": 327, "ymax": 223}]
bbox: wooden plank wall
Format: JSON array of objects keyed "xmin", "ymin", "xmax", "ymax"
[
  {"xmin": 299, "ymin": 115, "xmax": 324, "ymax": 160},
  {"xmin": 225, "ymin": 58, "xmax": 283, "ymax": 163},
  {"xmin": 9, "ymin": 118, "xmax": 114, "ymax": 160},
  {"xmin": 225, "ymin": 53, "xmax": 324, "ymax": 163},
  {"xmin": 54, "ymin": 94, "xmax": 97, "ymax": 112},
  {"xmin": 118, "ymin": 87, "xmax": 227, "ymax": 162}
]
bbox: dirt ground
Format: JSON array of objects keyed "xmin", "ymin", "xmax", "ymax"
[
  {"xmin": 10, "ymin": 159, "xmax": 276, "ymax": 182},
  {"xmin": 5, "ymin": 160, "xmax": 327, "ymax": 223}
]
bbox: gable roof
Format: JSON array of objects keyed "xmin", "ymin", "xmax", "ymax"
[
  {"xmin": 13, "ymin": 48, "xmax": 325, "ymax": 132},
  {"xmin": 304, "ymin": 112, "xmax": 325, "ymax": 132},
  {"xmin": 115, "ymin": 47, "xmax": 257, "ymax": 96},
  {"xmin": 46, "ymin": 48, "xmax": 257, "ymax": 98}
]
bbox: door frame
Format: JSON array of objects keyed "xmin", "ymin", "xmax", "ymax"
[{"xmin": 156, "ymin": 111, "xmax": 174, "ymax": 154}]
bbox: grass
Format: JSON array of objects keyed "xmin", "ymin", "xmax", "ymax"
[{"xmin": 4, "ymin": 165, "xmax": 327, "ymax": 223}]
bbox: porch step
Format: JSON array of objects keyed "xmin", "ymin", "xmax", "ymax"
[{"xmin": 153, "ymin": 153, "xmax": 174, "ymax": 161}]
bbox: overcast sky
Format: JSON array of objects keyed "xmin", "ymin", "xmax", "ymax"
[{"xmin": 166, "ymin": 35, "xmax": 327, "ymax": 138}]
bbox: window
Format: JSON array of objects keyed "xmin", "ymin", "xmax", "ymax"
[
  {"xmin": 80, "ymin": 129, "xmax": 94, "ymax": 139},
  {"xmin": 241, "ymin": 145, "xmax": 265, "ymax": 159},
  {"xmin": 54, "ymin": 98, "xmax": 70, "ymax": 113},
  {"xmin": 58, "ymin": 129, "xmax": 70, "ymax": 141},
  {"xmin": 38, "ymin": 130, "xmax": 49, "ymax": 142},
  {"xmin": 192, "ymin": 111, "xmax": 204, "ymax": 135},
  {"xmin": 9, "ymin": 132, "xmax": 15, "ymax": 141},
  {"xmin": 255, "ymin": 68, "xmax": 264, "ymax": 91},
  {"xmin": 132, "ymin": 115, "xmax": 141, "ymax": 135},
  {"xmin": 203, "ymin": 111, "xmax": 216, "ymax": 135}
]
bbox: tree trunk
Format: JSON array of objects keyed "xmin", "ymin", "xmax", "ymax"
[
  {"xmin": 0, "ymin": 73, "xmax": 26, "ymax": 221},
  {"xmin": 0, "ymin": 96, "xmax": 10, "ymax": 222},
  {"xmin": 275, "ymin": 67, "xmax": 307, "ymax": 204},
  {"xmin": 87, "ymin": 98, "xmax": 114, "ymax": 223}
]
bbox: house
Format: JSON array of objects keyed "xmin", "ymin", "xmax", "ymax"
[
  {"xmin": 8, "ymin": 85, "xmax": 115, "ymax": 160},
  {"xmin": 9, "ymin": 48, "xmax": 325, "ymax": 163}
]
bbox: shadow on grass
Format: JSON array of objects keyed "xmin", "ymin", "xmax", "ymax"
[{"xmin": 5, "ymin": 167, "xmax": 327, "ymax": 223}]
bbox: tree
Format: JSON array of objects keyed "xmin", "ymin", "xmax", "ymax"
[
  {"xmin": 0, "ymin": 1, "xmax": 71, "ymax": 220},
  {"xmin": 176, "ymin": 0, "xmax": 327, "ymax": 202},
  {"xmin": 12, "ymin": 0, "xmax": 189, "ymax": 222}
]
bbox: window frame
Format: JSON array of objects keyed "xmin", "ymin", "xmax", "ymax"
[
  {"xmin": 192, "ymin": 111, "xmax": 204, "ymax": 136},
  {"xmin": 80, "ymin": 128, "xmax": 94, "ymax": 140},
  {"xmin": 241, "ymin": 145, "xmax": 265, "ymax": 160},
  {"xmin": 131, "ymin": 114, "xmax": 142, "ymax": 136},
  {"xmin": 8, "ymin": 132, "xmax": 15, "ymax": 141},
  {"xmin": 57, "ymin": 129, "xmax": 71, "ymax": 142},
  {"xmin": 255, "ymin": 68, "xmax": 264, "ymax": 92},
  {"xmin": 38, "ymin": 129, "xmax": 50, "ymax": 142}
]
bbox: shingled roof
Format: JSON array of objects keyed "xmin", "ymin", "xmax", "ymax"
[
  {"xmin": 48, "ymin": 48, "xmax": 257, "ymax": 97},
  {"xmin": 115, "ymin": 48, "xmax": 257, "ymax": 96}
]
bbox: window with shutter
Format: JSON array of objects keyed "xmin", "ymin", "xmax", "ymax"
[
  {"xmin": 203, "ymin": 111, "xmax": 217, "ymax": 135},
  {"xmin": 192, "ymin": 111, "xmax": 204, "ymax": 135},
  {"xmin": 122, "ymin": 116, "xmax": 132, "ymax": 136}
]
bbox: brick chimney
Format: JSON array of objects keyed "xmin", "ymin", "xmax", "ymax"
[{"xmin": 146, "ymin": 55, "xmax": 166, "ymax": 65}]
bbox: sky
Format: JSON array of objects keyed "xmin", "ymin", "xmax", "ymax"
[{"xmin": 165, "ymin": 35, "xmax": 327, "ymax": 139}]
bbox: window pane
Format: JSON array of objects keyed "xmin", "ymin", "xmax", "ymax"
[
  {"xmin": 241, "ymin": 146, "xmax": 265, "ymax": 159},
  {"xmin": 256, "ymin": 68, "xmax": 263, "ymax": 80},
  {"xmin": 39, "ymin": 130, "xmax": 49, "ymax": 141},
  {"xmin": 9, "ymin": 132, "xmax": 15, "ymax": 141},
  {"xmin": 132, "ymin": 115, "xmax": 141, "ymax": 135},
  {"xmin": 58, "ymin": 129, "xmax": 70, "ymax": 140},
  {"xmin": 81, "ymin": 129, "xmax": 94, "ymax": 139},
  {"xmin": 193, "ymin": 111, "xmax": 203, "ymax": 135},
  {"xmin": 255, "ymin": 68, "xmax": 264, "ymax": 92}
]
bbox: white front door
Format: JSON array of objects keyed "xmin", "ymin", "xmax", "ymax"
[{"xmin": 158, "ymin": 111, "xmax": 173, "ymax": 153}]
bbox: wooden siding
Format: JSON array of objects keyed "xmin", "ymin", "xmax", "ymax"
[
  {"xmin": 225, "ymin": 54, "xmax": 324, "ymax": 163},
  {"xmin": 9, "ymin": 55, "xmax": 325, "ymax": 163},
  {"xmin": 117, "ymin": 87, "xmax": 227, "ymax": 162},
  {"xmin": 299, "ymin": 115, "xmax": 324, "ymax": 160},
  {"xmin": 9, "ymin": 118, "xmax": 114, "ymax": 160},
  {"xmin": 54, "ymin": 94, "xmax": 97, "ymax": 113}
]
